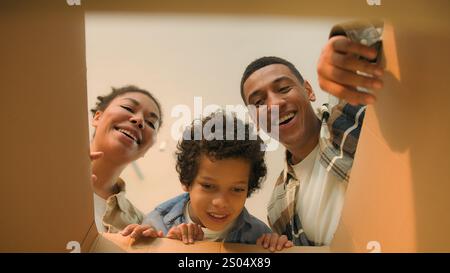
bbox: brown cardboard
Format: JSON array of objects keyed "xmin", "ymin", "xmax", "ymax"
[
  {"xmin": 331, "ymin": 21, "xmax": 450, "ymax": 252},
  {"xmin": 1, "ymin": 0, "xmax": 449, "ymax": 253},
  {"xmin": 0, "ymin": 1, "xmax": 94, "ymax": 252},
  {"xmin": 91, "ymin": 233, "xmax": 330, "ymax": 253},
  {"xmin": 83, "ymin": 0, "xmax": 450, "ymax": 33}
]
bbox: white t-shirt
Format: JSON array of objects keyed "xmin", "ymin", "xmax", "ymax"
[
  {"xmin": 183, "ymin": 202, "xmax": 234, "ymax": 242},
  {"xmin": 292, "ymin": 144, "xmax": 348, "ymax": 245}
]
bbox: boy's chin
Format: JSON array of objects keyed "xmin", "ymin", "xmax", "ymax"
[{"xmin": 207, "ymin": 226, "xmax": 228, "ymax": 232}]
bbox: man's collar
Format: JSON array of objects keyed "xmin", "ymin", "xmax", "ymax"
[{"xmin": 282, "ymin": 150, "xmax": 298, "ymax": 183}]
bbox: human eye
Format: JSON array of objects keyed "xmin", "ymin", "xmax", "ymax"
[
  {"xmin": 145, "ymin": 120, "xmax": 155, "ymax": 129},
  {"xmin": 120, "ymin": 105, "xmax": 134, "ymax": 113},
  {"xmin": 251, "ymin": 97, "xmax": 265, "ymax": 107},
  {"xmin": 200, "ymin": 183, "xmax": 215, "ymax": 191},
  {"xmin": 279, "ymin": 86, "xmax": 292, "ymax": 93},
  {"xmin": 254, "ymin": 99, "xmax": 265, "ymax": 107},
  {"xmin": 232, "ymin": 187, "xmax": 246, "ymax": 193}
]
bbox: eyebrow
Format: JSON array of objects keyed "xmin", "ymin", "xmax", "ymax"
[
  {"xmin": 199, "ymin": 176, "xmax": 247, "ymax": 185},
  {"xmin": 247, "ymin": 76, "xmax": 295, "ymax": 103},
  {"xmin": 199, "ymin": 176, "xmax": 217, "ymax": 182},
  {"xmin": 273, "ymin": 76, "xmax": 295, "ymax": 85},
  {"xmin": 122, "ymin": 97, "xmax": 160, "ymax": 120}
]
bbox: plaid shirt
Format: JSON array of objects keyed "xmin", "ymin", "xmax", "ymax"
[
  {"xmin": 267, "ymin": 20, "xmax": 383, "ymax": 246},
  {"xmin": 267, "ymin": 102, "xmax": 366, "ymax": 246}
]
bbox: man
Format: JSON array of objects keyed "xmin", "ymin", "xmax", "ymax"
[{"xmin": 241, "ymin": 21, "xmax": 384, "ymax": 246}]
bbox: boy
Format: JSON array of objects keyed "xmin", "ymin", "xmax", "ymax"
[{"xmin": 123, "ymin": 111, "xmax": 293, "ymax": 251}]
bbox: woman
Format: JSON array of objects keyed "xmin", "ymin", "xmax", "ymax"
[{"xmin": 89, "ymin": 85, "xmax": 163, "ymax": 233}]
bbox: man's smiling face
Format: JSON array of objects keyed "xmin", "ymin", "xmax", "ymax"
[{"xmin": 243, "ymin": 64, "xmax": 317, "ymax": 147}]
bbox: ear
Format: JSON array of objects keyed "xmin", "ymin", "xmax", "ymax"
[
  {"xmin": 92, "ymin": 111, "xmax": 103, "ymax": 128},
  {"xmin": 182, "ymin": 184, "xmax": 190, "ymax": 192},
  {"xmin": 303, "ymin": 80, "xmax": 316, "ymax": 102}
]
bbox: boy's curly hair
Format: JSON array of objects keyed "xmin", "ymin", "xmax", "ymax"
[{"xmin": 175, "ymin": 111, "xmax": 267, "ymax": 197}]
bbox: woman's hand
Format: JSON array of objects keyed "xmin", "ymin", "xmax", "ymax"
[
  {"xmin": 121, "ymin": 224, "xmax": 164, "ymax": 240},
  {"xmin": 256, "ymin": 233, "xmax": 294, "ymax": 252},
  {"xmin": 166, "ymin": 223, "xmax": 204, "ymax": 244},
  {"xmin": 89, "ymin": 151, "xmax": 104, "ymax": 184}
]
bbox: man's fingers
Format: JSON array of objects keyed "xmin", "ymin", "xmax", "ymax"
[
  {"xmin": 318, "ymin": 61, "xmax": 378, "ymax": 105},
  {"xmin": 331, "ymin": 52, "xmax": 383, "ymax": 77},
  {"xmin": 326, "ymin": 63, "xmax": 383, "ymax": 91},
  {"xmin": 332, "ymin": 36, "xmax": 378, "ymax": 61},
  {"xmin": 318, "ymin": 58, "xmax": 383, "ymax": 92},
  {"xmin": 318, "ymin": 77, "xmax": 376, "ymax": 106}
]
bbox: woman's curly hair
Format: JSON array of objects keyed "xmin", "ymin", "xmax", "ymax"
[{"xmin": 176, "ymin": 111, "xmax": 267, "ymax": 197}]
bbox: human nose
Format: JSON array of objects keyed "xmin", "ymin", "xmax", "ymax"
[
  {"xmin": 267, "ymin": 93, "xmax": 285, "ymax": 114},
  {"xmin": 265, "ymin": 93, "xmax": 285, "ymax": 124},
  {"xmin": 130, "ymin": 114, "xmax": 144, "ymax": 129},
  {"xmin": 211, "ymin": 193, "xmax": 229, "ymax": 209}
]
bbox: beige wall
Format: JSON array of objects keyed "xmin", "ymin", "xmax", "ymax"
[{"xmin": 85, "ymin": 14, "xmax": 343, "ymax": 224}]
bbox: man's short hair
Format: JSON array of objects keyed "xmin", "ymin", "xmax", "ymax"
[{"xmin": 240, "ymin": 56, "xmax": 305, "ymax": 104}]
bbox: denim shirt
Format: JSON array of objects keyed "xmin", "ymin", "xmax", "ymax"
[{"xmin": 142, "ymin": 193, "xmax": 272, "ymax": 244}]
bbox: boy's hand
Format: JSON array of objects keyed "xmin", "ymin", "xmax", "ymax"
[
  {"xmin": 317, "ymin": 35, "xmax": 384, "ymax": 105},
  {"xmin": 120, "ymin": 224, "xmax": 164, "ymax": 239},
  {"xmin": 256, "ymin": 233, "xmax": 294, "ymax": 252},
  {"xmin": 167, "ymin": 223, "xmax": 204, "ymax": 244}
]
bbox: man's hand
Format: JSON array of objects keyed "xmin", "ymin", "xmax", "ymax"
[
  {"xmin": 317, "ymin": 35, "xmax": 384, "ymax": 105},
  {"xmin": 256, "ymin": 233, "xmax": 294, "ymax": 252},
  {"xmin": 166, "ymin": 223, "xmax": 204, "ymax": 244},
  {"xmin": 121, "ymin": 224, "xmax": 164, "ymax": 240}
]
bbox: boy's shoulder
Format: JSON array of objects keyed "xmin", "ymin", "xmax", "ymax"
[
  {"xmin": 239, "ymin": 207, "xmax": 271, "ymax": 232},
  {"xmin": 225, "ymin": 207, "xmax": 271, "ymax": 244},
  {"xmin": 142, "ymin": 193, "xmax": 189, "ymax": 231},
  {"xmin": 153, "ymin": 193, "xmax": 189, "ymax": 213}
]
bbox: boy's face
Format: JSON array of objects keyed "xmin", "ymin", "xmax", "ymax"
[{"xmin": 183, "ymin": 155, "xmax": 250, "ymax": 231}]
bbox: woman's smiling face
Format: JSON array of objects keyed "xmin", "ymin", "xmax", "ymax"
[{"xmin": 91, "ymin": 92, "xmax": 161, "ymax": 164}]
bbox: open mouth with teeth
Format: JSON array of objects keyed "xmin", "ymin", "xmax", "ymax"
[
  {"xmin": 278, "ymin": 112, "xmax": 296, "ymax": 126},
  {"xmin": 114, "ymin": 127, "xmax": 140, "ymax": 145},
  {"xmin": 207, "ymin": 212, "xmax": 229, "ymax": 222}
]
